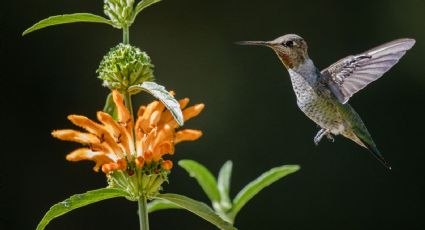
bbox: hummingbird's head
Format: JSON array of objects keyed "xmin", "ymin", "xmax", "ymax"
[{"xmin": 237, "ymin": 34, "xmax": 309, "ymax": 69}]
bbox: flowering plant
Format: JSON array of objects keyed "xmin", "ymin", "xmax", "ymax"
[{"xmin": 23, "ymin": 1, "xmax": 299, "ymax": 229}]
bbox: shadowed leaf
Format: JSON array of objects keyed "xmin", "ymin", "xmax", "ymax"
[
  {"xmin": 229, "ymin": 165, "xmax": 300, "ymax": 220},
  {"xmin": 157, "ymin": 193, "xmax": 237, "ymax": 230},
  {"xmin": 179, "ymin": 160, "xmax": 221, "ymax": 203},
  {"xmin": 135, "ymin": 0, "xmax": 162, "ymax": 15},
  {"xmin": 147, "ymin": 199, "xmax": 182, "ymax": 213},
  {"xmin": 36, "ymin": 188, "xmax": 129, "ymax": 230}
]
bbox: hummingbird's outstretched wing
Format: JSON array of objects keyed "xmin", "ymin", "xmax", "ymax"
[{"xmin": 320, "ymin": 38, "xmax": 415, "ymax": 104}]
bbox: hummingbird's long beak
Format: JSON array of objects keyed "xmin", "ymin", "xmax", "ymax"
[{"xmin": 235, "ymin": 41, "xmax": 269, "ymax": 46}]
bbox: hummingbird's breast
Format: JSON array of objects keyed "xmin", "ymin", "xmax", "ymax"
[{"xmin": 288, "ymin": 64, "xmax": 344, "ymax": 134}]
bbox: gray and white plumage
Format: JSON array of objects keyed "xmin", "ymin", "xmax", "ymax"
[{"xmin": 321, "ymin": 39, "xmax": 415, "ymax": 104}]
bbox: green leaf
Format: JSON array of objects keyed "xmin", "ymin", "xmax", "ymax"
[
  {"xmin": 147, "ymin": 199, "xmax": 182, "ymax": 213},
  {"xmin": 229, "ymin": 165, "xmax": 300, "ymax": 220},
  {"xmin": 103, "ymin": 92, "xmax": 118, "ymax": 120},
  {"xmin": 36, "ymin": 188, "xmax": 129, "ymax": 230},
  {"xmin": 128, "ymin": 81, "xmax": 184, "ymax": 126},
  {"xmin": 23, "ymin": 13, "xmax": 113, "ymax": 36},
  {"xmin": 157, "ymin": 193, "xmax": 237, "ymax": 230},
  {"xmin": 135, "ymin": 0, "xmax": 162, "ymax": 15},
  {"xmin": 217, "ymin": 161, "xmax": 233, "ymax": 210},
  {"xmin": 178, "ymin": 160, "xmax": 221, "ymax": 203}
]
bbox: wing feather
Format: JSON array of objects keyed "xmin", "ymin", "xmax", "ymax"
[{"xmin": 321, "ymin": 38, "xmax": 415, "ymax": 104}]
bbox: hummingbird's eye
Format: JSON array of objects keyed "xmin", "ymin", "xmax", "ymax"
[{"xmin": 283, "ymin": 40, "xmax": 294, "ymax": 48}]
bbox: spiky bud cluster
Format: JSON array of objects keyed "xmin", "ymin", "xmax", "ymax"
[
  {"xmin": 107, "ymin": 158, "xmax": 171, "ymax": 199},
  {"xmin": 97, "ymin": 43, "xmax": 154, "ymax": 92},
  {"xmin": 104, "ymin": 0, "xmax": 135, "ymax": 28}
]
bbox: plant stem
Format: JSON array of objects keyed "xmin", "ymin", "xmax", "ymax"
[
  {"xmin": 123, "ymin": 26, "xmax": 130, "ymax": 44},
  {"xmin": 123, "ymin": 24, "xmax": 147, "ymax": 230},
  {"xmin": 138, "ymin": 196, "xmax": 149, "ymax": 230},
  {"xmin": 123, "ymin": 91, "xmax": 136, "ymax": 144}
]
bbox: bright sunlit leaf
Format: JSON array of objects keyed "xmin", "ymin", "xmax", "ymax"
[
  {"xmin": 129, "ymin": 82, "xmax": 184, "ymax": 126},
  {"xmin": 217, "ymin": 161, "xmax": 233, "ymax": 210},
  {"xmin": 23, "ymin": 13, "xmax": 113, "ymax": 36}
]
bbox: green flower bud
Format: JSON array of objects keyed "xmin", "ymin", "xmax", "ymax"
[
  {"xmin": 107, "ymin": 163, "xmax": 170, "ymax": 200},
  {"xmin": 97, "ymin": 43, "xmax": 154, "ymax": 92},
  {"xmin": 104, "ymin": 0, "xmax": 135, "ymax": 28}
]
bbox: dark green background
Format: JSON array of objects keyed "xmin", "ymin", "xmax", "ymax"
[{"xmin": 2, "ymin": 0, "xmax": 425, "ymax": 229}]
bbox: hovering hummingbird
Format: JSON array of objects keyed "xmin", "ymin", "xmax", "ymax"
[{"xmin": 237, "ymin": 34, "xmax": 415, "ymax": 169}]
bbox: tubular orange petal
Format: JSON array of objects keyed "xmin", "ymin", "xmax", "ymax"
[
  {"xmin": 144, "ymin": 151, "xmax": 153, "ymax": 164},
  {"xmin": 97, "ymin": 111, "xmax": 133, "ymax": 155},
  {"xmin": 112, "ymin": 90, "xmax": 132, "ymax": 130},
  {"xmin": 67, "ymin": 115, "xmax": 103, "ymax": 134},
  {"xmin": 149, "ymin": 110, "xmax": 162, "ymax": 128},
  {"xmin": 152, "ymin": 142, "xmax": 173, "ymax": 161},
  {"xmin": 135, "ymin": 134, "xmax": 144, "ymax": 157},
  {"xmin": 167, "ymin": 103, "xmax": 205, "ymax": 128},
  {"xmin": 117, "ymin": 159, "xmax": 127, "ymax": 171},
  {"xmin": 68, "ymin": 114, "xmax": 125, "ymax": 158},
  {"xmin": 161, "ymin": 160, "xmax": 173, "ymax": 171},
  {"xmin": 66, "ymin": 148, "xmax": 114, "ymax": 172},
  {"xmin": 174, "ymin": 129, "xmax": 203, "ymax": 144},
  {"xmin": 137, "ymin": 105, "xmax": 146, "ymax": 117},
  {"xmin": 136, "ymin": 156, "xmax": 145, "ymax": 168},
  {"xmin": 179, "ymin": 98, "xmax": 190, "ymax": 109},
  {"xmin": 143, "ymin": 129, "xmax": 157, "ymax": 153},
  {"xmin": 102, "ymin": 162, "xmax": 120, "ymax": 174},
  {"xmin": 52, "ymin": 129, "xmax": 99, "ymax": 144},
  {"xmin": 140, "ymin": 101, "xmax": 163, "ymax": 133},
  {"xmin": 152, "ymin": 124, "xmax": 174, "ymax": 147},
  {"xmin": 183, "ymin": 104, "xmax": 205, "ymax": 122}
]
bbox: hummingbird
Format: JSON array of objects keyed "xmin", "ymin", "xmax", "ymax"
[{"xmin": 237, "ymin": 34, "xmax": 415, "ymax": 169}]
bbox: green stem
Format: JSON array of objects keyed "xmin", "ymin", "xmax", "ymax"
[
  {"xmin": 123, "ymin": 26, "xmax": 130, "ymax": 44},
  {"xmin": 138, "ymin": 196, "xmax": 149, "ymax": 230}
]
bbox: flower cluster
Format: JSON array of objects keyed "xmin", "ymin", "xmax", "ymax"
[
  {"xmin": 104, "ymin": 0, "xmax": 135, "ymax": 28},
  {"xmin": 97, "ymin": 44, "xmax": 154, "ymax": 92},
  {"xmin": 52, "ymin": 90, "xmax": 204, "ymax": 197}
]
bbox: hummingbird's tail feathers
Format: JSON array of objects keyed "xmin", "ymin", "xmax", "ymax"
[{"xmin": 358, "ymin": 136, "xmax": 392, "ymax": 170}]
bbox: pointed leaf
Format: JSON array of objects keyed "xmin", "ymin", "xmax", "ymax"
[
  {"xmin": 217, "ymin": 161, "xmax": 233, "ymax": 210},
  {"xmin": 128, "ymin": 82, "xmax": 184, "ymax": 126},
  {"xmin": 179, "ymin": 160, "xmax": 220, "ymax": 203},
  {"xmin": 103, "ymin": 92, "xmax": 118, "ymax": 120},
  {"xmin": 157, "ymin": 193, "xmax": 237, "ymax": 230},
  {"xmin": 36, "ymin": 188, "xmax": 129, "ymax": 230},
  {"xmin": 229, "ymin": 165, "xmax": 300, "ymax": 220},
  {"xmin": 147, "ymin": 199, "xmax": 182, "ymax": 213},
  {"xmin": 23, "ymin": 13, "xmax": 113, "ymax": 36},
  {"xmin": 135, "ymin": 0, "xmax": 162, "ymax": 15}
]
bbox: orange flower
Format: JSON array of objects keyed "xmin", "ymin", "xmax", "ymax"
[{"xmin": 52, "ymin": 90, "xmax": 204, "ymax": 174}]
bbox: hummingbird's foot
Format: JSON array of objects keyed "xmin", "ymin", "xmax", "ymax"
[
  {"xmin": 326, "ymin": 133, "xmax": 334, "ymax": 142},
  {"xmin": 314, "ymin": 128, "xmax": 330, "ymax": 146}
]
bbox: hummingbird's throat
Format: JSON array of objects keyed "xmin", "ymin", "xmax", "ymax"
[
  {"xmin": 273, "ymin": 50, "xmax": 306, "ymax": 69},
  {"xmin": 278, "ymin": 53, "xmax": 295, "ymax": 69}
]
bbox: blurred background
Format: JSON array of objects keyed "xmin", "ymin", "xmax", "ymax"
[{"xmin": 2, "ymin": 0, "xmax": 425, "ymax": 229}]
